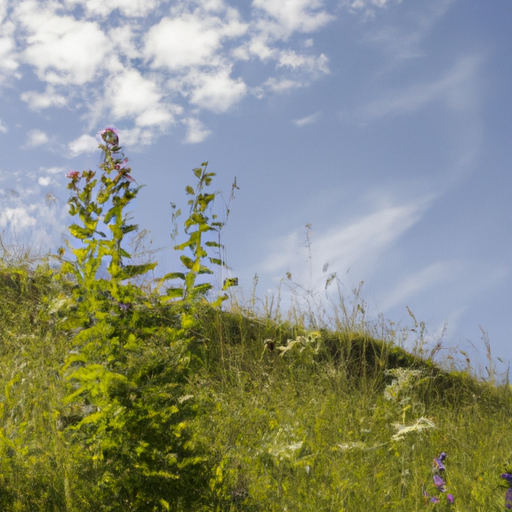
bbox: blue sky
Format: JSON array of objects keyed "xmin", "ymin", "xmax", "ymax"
[{"xmin": 0, "ymin": 0, "xmax": 511, "ymax": 373}]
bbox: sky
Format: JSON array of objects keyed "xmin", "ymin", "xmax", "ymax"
[{"xmin": 0, "ymin": 0, "xmax": 511, "ymax": 375}]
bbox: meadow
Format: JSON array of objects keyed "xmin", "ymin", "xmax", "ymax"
[{"xmin": 0, "ymin": 129, "xmax": 510, "ymax": 511}]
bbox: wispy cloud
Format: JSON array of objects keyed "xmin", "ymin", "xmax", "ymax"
[
  {"xmin": 293, "ymin": 111, "xmax": 320, "ymax": 127},
  {"xmin": 380, "ymin": 261, "xmax": 463, "ymax": 312},
  {"xmin": 359, "ymin": 54, "xmax": 481, "ymax": 122},
  {"xmin": 261, "ymin": 193, "xmax": 435, "ymax": 285}
]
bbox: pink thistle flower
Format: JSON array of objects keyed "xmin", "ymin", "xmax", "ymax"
[
  {"xmin": 65, "ymin": 170, "xmax": 80, "ymax": 179},
  {"xmin": 100, "ymin": 127, "xmax": 119, "ymax": 146},
  {"xmin": 114, "ymin": 157, "xmax": 129, "ymax": 171}
]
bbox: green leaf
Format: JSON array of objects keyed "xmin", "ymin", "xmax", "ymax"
[
  {"xmin": 180, "ymin": 255, "xmax": 194, "ymax": 270},
  {"xmin": 185, "ymin": 185, "xmax": 195, "ymax": 195},
  {"xmin": 193, "ymin": 167, "xmax": 202, "ymax": 178},
  {"xmin": 164, "ymin": 288, "xmax": 184, "ymax": 299},
  {"xmin": 162, "ymin": 272, "xmax": 186, "ymax": 281}
]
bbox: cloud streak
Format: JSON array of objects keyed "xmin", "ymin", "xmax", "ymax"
[
  {"xmin": 261, "ymin": 193, "xmax": 435, "ymax": 286},
  {"xmin": 360, "ymin": 54, "xmax": 482, "ymax": 122}
]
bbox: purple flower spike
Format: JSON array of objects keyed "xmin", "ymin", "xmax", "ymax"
[
  {"xmin": 502, "ymin": 473, "xmax": 512, "ymax": 485},
  {"xmin": 505, "ymin": 487, "xmax": 512, "ymax": 509},
  {"xmin": 447, "ymin": 493, "xmax": 454, "ymax": 504},
  {"xmin": 430, "ymin": 496, "xmax": 440, "ymax": 503},
  {"xmin": 65, "ymin": 170, "xmax": 80, "ymax": 179},
  {"xmin": 101, "ymin": 127, "xmax": 119, "ymax": 146},
  {"xmin": 434, "ymin": 455, "xmax": 446, "ymax": 472},
  {"xmin": 433, "ymin": 474, "xmax": 446, "ymax": 491}
]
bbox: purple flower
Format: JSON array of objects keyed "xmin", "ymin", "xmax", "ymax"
[
  {"xmin": 506, "ymin": 488, "xmax": 512, "ymax": 510},
  {"xmin": 447, "ymin": 493, "xmax": 454, "ymax": 504},
  {"xmin": 433, "ymin": 474, "xmax": 446, "ymax": 491},
  {"xmin": 117, "ymin": 302, "xmax": 131, "ymax": 312},
  {"xmin": 100, "ymin": 127, "xmax": 119, "ymax": 146},
  {"xmin": 434, "ymin": 454, "xmax": 446, "ymax": 472},
  {"xmin": 502, "ymin": 473, "xmax": 512, "ymax": 486},
  {"xmin": 65, "ymin": 170, "xmax": 80, "ymax": 179}
]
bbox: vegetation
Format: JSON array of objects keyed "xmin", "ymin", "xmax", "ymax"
[{"xmin": 0, "ymin": 130, "xmax": 511, "ymax": 511}]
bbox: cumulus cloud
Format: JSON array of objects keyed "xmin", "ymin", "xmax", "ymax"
[
  {"xmin": 1, "ymin": 0, "xmax": 377, "ymax": 147},
  {"xmin": 145, "ymin": 10, "xmax": 247, "ymax": 70},
  {"xmin": 64, "ymin": 0, "xmax": 161, "ymax": 18},
  {"xmin": 38, "ymin": 176, "xmax": 51, "ymax": 186},
  {"xmin": 182, "ymin": 117, "xmax": 212, "ymax": 144},
  {"xmin": 26, "ymin": 129, "xmax": 49, "ymax": 147},
  {"xmin": 68, "ymin": 134, "xmax": 98, "ymax": 156},
  {"xmin": 106, "ymin": 68, "xmax": 175, "ymax": 127},
  {"xmin": 0, "ymin": 206, "xmax": 36, "ymax": 230},
  {"xmin": 253, "ymin": 0, "xmax": 335, "ymax": 37},
  {"xmin": 16, "ymin": 1, "xmax": 110, "ymax": 85},
  {"xmin": 187, "ymin": 68, "xmax": 247, "ymax": 112},
  {"xmin": 21, "ymin": 87, "xmax": 67, "ymax": 110}
]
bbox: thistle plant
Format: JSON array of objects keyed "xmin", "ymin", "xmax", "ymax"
[{"xmin": 55, "ymin": 128, "xmax": 211, "ymax": 509}]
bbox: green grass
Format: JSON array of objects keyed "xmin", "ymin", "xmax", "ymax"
[{"xmin": 0, "ymin": 246, "xmax": 510, "ymax": 511}]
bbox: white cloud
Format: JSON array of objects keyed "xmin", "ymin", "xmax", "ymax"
[
  {"xmin": 68, "ymin": 134, "xmax": 98, "ymax": 156},
  {"xmin": 0, "ymin": 119, "xmax": 6, "ymax": 132},
  {"xmin": 145, "ymin": 10, "xmax": 246, "ymax": 71},
  {"xmin": 0, "ymin": 206, "xmax": 36, "ymax": 230},
  {"xmin": 278, "ymin": 50, "xmax": 329, "ymax": 74},
  {"xmin": 64, "ymin": 0, "xmax": 161, "ymax": 18},
  {"xmin": 262, "ymin": 195, "xmax": 434, "ymax": 284},
  {"xmin": 2, "ymin": 0, "xmax": 344, "ymax": 146},
  {"xmin": 182, "ymin": 117, "xmax": 212, "ymax": 144},
  {"xmin": 40, "ymin": 166, "xmax": 65, "ymax": 175},
  {"xmin": 0, "ymin": 19, "xmax": 18, "ymax": 75},
  {"xmin": 262, "ymin": 77, "xmax": 303, "ymax": 93},
  {"xmin": 106, "ymin": 68, "xmax": 175, "ymax": 127},
  {"xmin": 16, "ymin": 1, "xmax": 109, "ymax": 85},
  {"xmin": 21, "ymin": 87, "xmax": 67, "ymax": 110},
  {"xmin": 345, "ymin": 0, "xmax": 403, "ymax": 16},
  {"xmin": 187, "ymin": 68, "xmax": 247, "ymax": 112},
  {"xmin": 26, "ymin": 129, "xmax": 49, "ymax": 147},
  {"xmin": 293, "ymin": 112, "xmax": 320, "ymax": 127},
  {"xmin": 253, "ymin": 0, "xmax": 335, "ymax": 37},
  {"xmin": 38, "ymin": 176, "xmax": 51, "ymax": 186}
]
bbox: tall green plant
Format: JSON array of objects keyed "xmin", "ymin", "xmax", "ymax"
[
  {"xmin": 161, "ymin": 162, "xmax": 237, "ymax": 319},
  {"xmin": 56, "ymin": 129, "xmax": 210, "ymax": 510}
]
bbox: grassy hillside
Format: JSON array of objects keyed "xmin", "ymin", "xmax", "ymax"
[{"xmin": 0, "ymin": 251, "xmax": 511, "ymax": 511}]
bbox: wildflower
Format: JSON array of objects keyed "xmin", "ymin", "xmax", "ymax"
[
  {"xmin": 117, "ymin": 302, "xmax": 131, "ymax": 312},
  {"xmin": 501, "ymin": 473, "xmax": 512, "ymax": 509},
  {"xmin": 433, "ymin": 452, "xmax": 447, "ymax": 471},
  {"xmin": 65, "ymin": 170, "xmax": 80, "ymax": 179},
  {"xmin": 433, "ymin": 474, "xmax": 446, "ymax": 492},
  {"xmin": 100, "ymin": 127, "xmax": 119, "ymax": 146},
  {"xmin": 114, "ymin": 157, "xmax": 129, "ymax": 171},
  {"xmin": 424, "ymin": 452, "xmax": 453, "ymax": 506}
]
